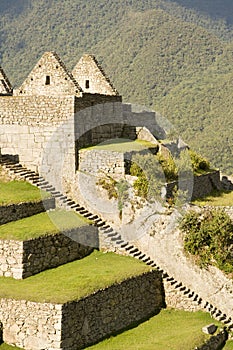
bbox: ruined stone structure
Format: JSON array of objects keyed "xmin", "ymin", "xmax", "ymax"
[
  {"xmin": 0, "ymin": 52, "xmax": 229, "ymax": 349},
  {"xmin": 0, "ymin": 52, "xmax": 221, "ymax": 201},
  {"xmin": 0, "ymin": 270, "xmax": 164, "ymax": 350}
]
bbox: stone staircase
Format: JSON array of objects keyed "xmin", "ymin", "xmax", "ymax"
[{"xmin": 1, "ymin": 154, "xmax": 233, "ymax": 333}]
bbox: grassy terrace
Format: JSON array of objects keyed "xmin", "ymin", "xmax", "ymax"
[
  {"xmin": 86, "ymin": 309, "xmax": 222, "ymax": 350},
  {"xmin": 0, "ymin": 309, "xmax": 230, "ymax": 350},
  {"xmin": 193, "ymin": 190, "xmax": 233, "ymax": 207},
  {"xmin": 0, "ymin": 180, "xmax": 50, "ymax": 205},
  {"xmin": 0, "ymin": 250, "xmax": 151, "ymax": 303},
  {"xmin": 82, "ymin": 138, "xmax": 158, "ymax": 153},
  {"xmin": 0, "ymin": 210, "xmax": 91, "ymax": 240}
]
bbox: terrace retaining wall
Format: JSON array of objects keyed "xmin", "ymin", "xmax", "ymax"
[
  {"xmin": 0, "ymin": 226, "xmax": 97, "ymax": 279},
  {"xmin": 0, "ymin": 197, "xmax": 55, "ymax": 225},
  {"xmin": 0, "ymin": 270, "xmax": 164, "ymax": 350}
]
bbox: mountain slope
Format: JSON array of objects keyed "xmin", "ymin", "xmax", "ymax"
[{"xmin": 154, "ymin": 42, "xmax": 233, "ymax": 173}]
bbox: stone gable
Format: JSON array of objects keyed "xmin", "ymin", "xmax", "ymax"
[
  {"xmin": 72, "ymin": 54, "xmax": 118, "ymax": 96},
  {"xmin": 0, "ymin": 67, "xmax": 12, "ymax": 95},
  {"xmin": 14, "ymin": 51, "xmax": 83, "ymax": 97}
]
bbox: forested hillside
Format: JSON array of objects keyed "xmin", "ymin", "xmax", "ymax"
[{"xmin": 0, "ymin": 0, "xmax": 232, "ymax": 173}]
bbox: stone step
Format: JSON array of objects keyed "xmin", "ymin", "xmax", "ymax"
[
  {"xmin": 115, "ymin": 239, "xmax": 125, "ymax": 245},
  {"xmin": 111, "ymin": 235, "xmax": 122, "ymax": 241},
  {"xmin": 120, "ymin": 242, "xmax": 129, "ymax": 248},
  {"xmin": 128, "ymin": 248, "xmax": 139, "ymax": 254},
  {"xmin": 125, "ymin": 245, "xmax": 134, "ymax": 251}
]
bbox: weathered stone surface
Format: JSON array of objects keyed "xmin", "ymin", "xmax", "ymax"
[
  {"xmin": 72, "ymin": 54, "xmax": 118, "ymax": 96},
  {"xmin": 0, "ymin": 198, "xmax": 55, "ymax": 225},
  {"xmin": 0, "ymin": 270, "xmax": 164, "ymax": 350},
  {"xmin": 0, "ymin": 226, "xmax": 97, "ymax": 279},
  {"xmin": 0, "ymin": 299, "xmax": 62, "ymax": 350},
  {"xmin": 202, "ymin": 324, "xmax": 217, "ymax": 335}
]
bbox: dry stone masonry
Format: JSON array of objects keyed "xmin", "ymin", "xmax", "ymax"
[
  {"xmin": 0, "ymin": 270, "xmax": 164, "ymax": 350},
  {"xmin": 0, "ymin": 51, "xmax": 231, "ymax": 349},
  {"xmin": 0, "ymin": 198, "xmax": 55, "ymax": 225},
  {"xmin": 0, "ymin": 228, "xmax": 96, "ymax": 279}
]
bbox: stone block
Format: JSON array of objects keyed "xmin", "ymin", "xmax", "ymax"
[{"xmin": 202, "ymin": 324, "xmax": 217, "ymax": 335}]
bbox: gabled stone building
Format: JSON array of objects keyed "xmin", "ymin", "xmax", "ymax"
[
  {"xmin": 0, "ymin": 52, "xmax": 155, "ymax": 194},
  {"xmin": 0, "ymin": 51, "xmax": 220, "ymax": 207},
  {"xmin": 72, "ymin": 54, "xmax": 118, "ymax": 95}
]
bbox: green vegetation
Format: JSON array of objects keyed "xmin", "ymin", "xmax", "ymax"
[
  {"xmin": 0, "ymin": 1, "xmax": 233, "ymax": 174},
  {"xmin": 83, "ymin": 139, "xmax": 157, "ymax": 153},
  {"xmin": 87, "ymin": 309, "xmax": 219, "ymax": 350},
  {"xmin": 0, "ymin": 180, "xmax": 49, "ymax": 205},
  {"xmin": 130, "ymin": 149, "xmax": 212, "ymax": 199},
  {"xmin": 0, "ymin": 210, "xmax": 91, "ymax": 240},
  {"xmin": 0, "ymin": 250, "xmax": 151, "ymax": 303},
  {"xmin": 130, "ymin": 153, "xmax": 165, "ymax": 200},
  {"xmin": 0, "ymin": 310, "xmax": 225, "ymax": 350},
  {"xmin": 97, "ymin": 175, "xmax": 118, "ymax": 200},
  {"xmin": 180, "ymin": 209, "xmax": 233, "ymax": 273},
  {"xmin": 0, "ymin": 345, "xmax": 22, "ymax": 350},
  {"xmin": 193, "ymin": 189, "xmax": 233, "ymax": 207},
  {"xmin": 225, "ymin": 341, "xmax": 233, "ymax": 349}
]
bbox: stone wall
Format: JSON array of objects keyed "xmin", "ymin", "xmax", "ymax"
[
  {"xmin": 163, "ymin": 279, "xmax": 205, "ymax": 312},
  {"xmin": 79, "ymin": 149, "xmax": 125, "ymax": 177},
  {"xmin": 0, "ymin": 270, "xmax": 164, "ymax": 350},
  {"xmin": 0, "ymin": 198, "xmax": 55, "ymax": 225},
  {"xmin": 166, "ymin": 170, "xmax": 221, "ymax": 201},
  {"xmin": 61, "ymin": 270, "xmax": 164, "ymax": 349},
  {"xmin": 0, "ymin": 226, "xmax": 97, "ymax": 279},
  {"xmin": 0, "ymin": 95, "xmax": 75, "ymax": 174},
  {"xmin": 0, "ymin": 240, "xmax": 23, "ymax": 279},
  {"xmin": 0, "ymin": 299, "xmax": 62, "ymax": 349},
  {"xmin": 0, "ymin": 95, "xmax": 75, "ymax": 125}
]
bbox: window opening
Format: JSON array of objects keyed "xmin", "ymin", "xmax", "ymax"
[{"xmin": 45, "ymin": 76, "xmax": 50, "ymax": 85}]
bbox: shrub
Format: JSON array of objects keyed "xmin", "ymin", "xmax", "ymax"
[
  {"xmin": 189, "ymin": 150, "xmax": 210, "ymax": 172},
  {"xmin": 97, "ymin": 176, "xmax": 118, "ymax": 199},
  {"xmin": 130, "ymin": 153, "xmax": 165, "ymax": 200},
  {"xmin": 180, "ymin": 209, "xmax": 233, "ymax": 271}
]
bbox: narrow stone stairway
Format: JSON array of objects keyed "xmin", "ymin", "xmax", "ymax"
[{"xmin": 1, "ymin": 154, "xmax": 232, "ymax": 332}]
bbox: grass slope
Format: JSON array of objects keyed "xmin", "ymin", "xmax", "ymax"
[
  {"xmin": 0, "ymin": 180, "xmax": 49, "ymax": 205},
  {"xmin": 86, "ymin": 309, "xmax": 219, "ymax": 350},
  {"xmin": 83, "ymin": 139, "xmax": 157, "ymax": 152},
  {"xmin": 0, "ymin": 345, "xmax": 22, "ymax": 350},
  {"xmin": 193, "ymin": 190, "xmax": 233, "ymax": 206},
  {"xmin": 0, "ymin": 210, "xmax": 91, "ymax": 240},
  {"xmin": 0, "ymin": 250, "xmax": 151, "ymax": 303}
]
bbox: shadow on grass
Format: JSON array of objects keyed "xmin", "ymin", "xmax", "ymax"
[{"xmin": 80, "ymin": 308, "xmax": 163, "ymax": 350}]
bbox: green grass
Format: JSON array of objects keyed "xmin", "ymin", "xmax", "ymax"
[
  {"xmin": 225, "ymin": 341, "xmax": 233, "ymax": 349},
  {"xmin": 0, "ymin": 210, "xmax": 92, "ymax": 240},
  {"xmin": 192, "ymin": 190, "xmax": 233, "ymax": 207},
  {"xmin": 0, "ymin": 250, "xmax": 151, "ymax": 303},
  {"xmin": 0, "ymin": 345, "xmax": 23, "ymax": 350},
  {"xmin": 0, "ymin": 310, "xmax": 225, "ymax": 350},
  {"xmin": 81, "ymin": 138, "xmax": 157, "ymax": 153},
  {"xmin": 86, "ymin": 309, "xmax": 220, "ymax": 350},
  {"xmin": 0, "ymin": 181, "xmax": 50, "ymax": 205}
]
